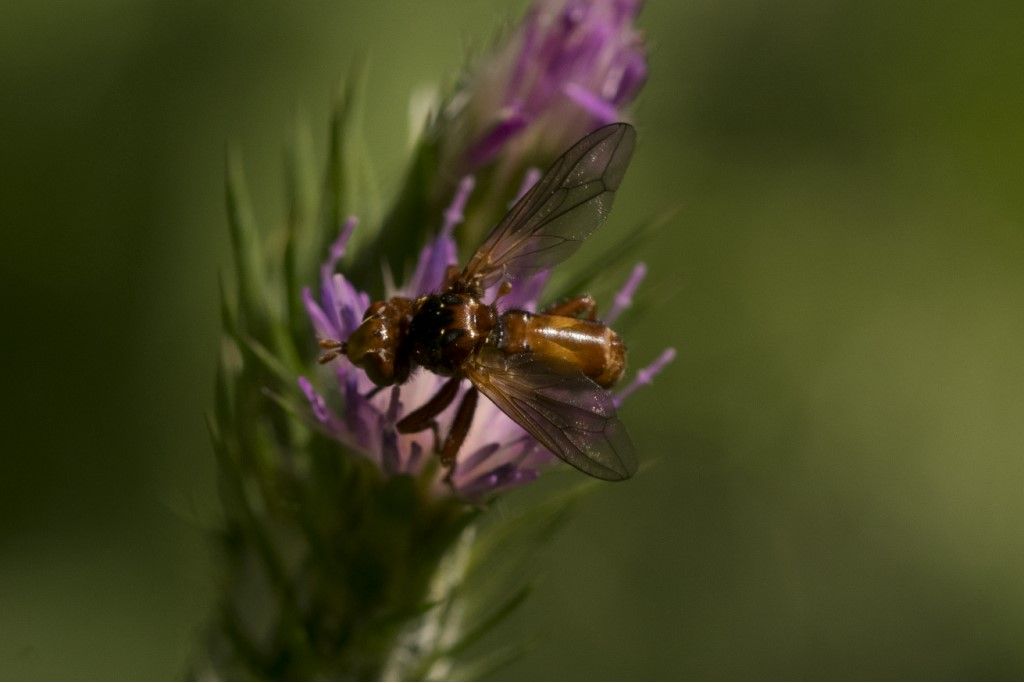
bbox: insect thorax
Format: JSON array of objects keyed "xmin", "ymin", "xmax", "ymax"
[{"xmin": 409, "ymin": 292, "xmax": 494, "ymax": 375}]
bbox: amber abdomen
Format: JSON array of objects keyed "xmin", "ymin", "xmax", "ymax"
[{"xmin": 497, "ymin": 311, "xmax": 625, "ymax": 388}]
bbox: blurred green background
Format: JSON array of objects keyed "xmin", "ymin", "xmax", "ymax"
[{"xmin": 2, "ymin": 0, "xmax": 1023, "ymax": 678}]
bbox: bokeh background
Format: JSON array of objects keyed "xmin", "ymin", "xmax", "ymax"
[{"xmin": 2, "ymin": 1, "xmax": 1023, "ymax": 678}]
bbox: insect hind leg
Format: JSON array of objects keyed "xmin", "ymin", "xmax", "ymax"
[
  {"xmin": 441, "ymin": 386, "xmax": 478, "ymax": 483},
  {"xmin": 542, "ymin": 294, "xmax": 597, "ymax": 320},
  {"xmin": 395, "ymin": 377, "xmax": 478, "ymax": 481},
  {"xmin": 396, "ymin": 376, "xmax": 461, "ymax": 454}
]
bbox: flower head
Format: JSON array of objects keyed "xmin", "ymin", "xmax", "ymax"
[
  {"xmin": 452, "ymin": 0, "xmax": 647, "ymax": 170},
  {"xmin": 299, "ymin": 178, "xmax": 672, "ymax": 499}
]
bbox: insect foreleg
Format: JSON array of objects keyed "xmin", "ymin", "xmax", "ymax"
[{"xmin": 542, "ymin": 294, "xmax": 597, "ymax": 320}]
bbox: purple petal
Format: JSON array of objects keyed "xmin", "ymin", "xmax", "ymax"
[
  {"xmin": 405, "ymin": 441, "xmax": 425, "ymax": 474},
  {"xmin": 513, "ymin": 167, "xmax": 542, "ymax": 204},
  {"xmin": 615, "ymin": 347, "xmax": 677, "ymax": 407},
  {"xmin": 343, "ymin": 374, "xmax": 375, "ymax": 448},
  {"xmin": 608, "ymin": 49, "xmax": 647, "ymax": 105},
  {"xmin": 459, "ymin": 463, "xmax": 539, "ymax": 498},
  {"xmin": 465, "ymin": 109, "xmax": 529, "ymax": 168},
  {"xmin": 518, "ymin": 441, "xmax": 553, "ymax": 469},
  {"xmin": 443, "ymin": 175, "xmax": 476, "ymax": 235},
  {"xmin": 324, "ymin": 216, "xmax": 358, "ymax": 274},
  {"xmin": 330, "ymin": 273, "xmax": 366, "ymax": 335},
  {"xmin": 303, "ymin": 286, "xmax": 338, "ymax": 339},
  {"xmin": 403, "ymin": 178, "xmax": 474, "ymax": 296},
  {"xmin": 508, "ymin": 6, "xmax": 542, "ymax": 99},
  {"xmin": 320, "ymin": 218, "xmax": 358, "ymax": 301},
  {"xmin": 380, "ymin": 428, "xmax": 401, "ymax": 475},
  {"xmin": 403, "ymin": 234, "xmax": 458, "ymax": 297},
  {"xmin": 455, "ymin": 442, "xmax": 502, "ymax": 478},
  {"xmin": 563, "ymin": 82, "xmax": 619, "ymax": 125},
  {"xmin": 461, "ymin": 0, "xmax": 647, "ymax": 169},
  {"xmin": 298, "ymin": 376, "xmax": 332, "ymax": 425},
  {"xmin": 606, "ymin": 261, "xmax": 647, "ymax": 324},
  {"xmin": 498, "ymin": 270, "xmax": 550, "ymax": 311},
  {"xmin": 385, "ymin": 386, "xmax": 402, "ymax": 422}
]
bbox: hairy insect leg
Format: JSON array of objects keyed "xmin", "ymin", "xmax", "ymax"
[
  {"xmin": 542, "ymin": 294, "xmax": 598, "ymax": 320},
  {"xmin": 395, "ymin": 377, "xmax": 461, "ymax": 450},
  {"xmin": 441, "ymin": 386, "xmax": 478, "ymax": 481}
]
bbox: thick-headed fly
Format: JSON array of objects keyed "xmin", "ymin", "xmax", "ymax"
[{"xmin": 318, "ymin": 123, "xmax": 638, "ymax": 481}]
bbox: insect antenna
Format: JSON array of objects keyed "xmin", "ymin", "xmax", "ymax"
[{"xmin": 317, "ymin": 338, "xmax": 347, "ymax": 364}]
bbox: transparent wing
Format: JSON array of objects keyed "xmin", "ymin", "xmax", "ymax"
[
  {"xmin": 462, "ymin": 123, "xmax": 636, "ymax": 288},
  {"xmin": 466, "ymin": 350, "xmax": 637, "ymax": 480}
]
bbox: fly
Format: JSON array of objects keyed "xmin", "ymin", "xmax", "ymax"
[{"xmin": 318, "ymin": 122, "xmax": 638, "ymax": 481}]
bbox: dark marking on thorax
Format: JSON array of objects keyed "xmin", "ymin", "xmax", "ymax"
[{"xmin": 410, "ymin": 292, "xmax": 494, "ymax": 375}]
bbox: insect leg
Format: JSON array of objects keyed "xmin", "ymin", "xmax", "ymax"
[
  {"xmin": 440, "ymin": 386, "xmax": 478, "ymax": 474},
  {"xmin": 542, "ymin": 295, "xmax": 597, "ymax": 320},
  {"xmin": 491, "ymin": 280, "xmax": 513, "ymax": 304},
  {"xmin": 442, "ymin": 265, "xmax": 461, "ymax": 289},
  {"xmin": 395, "ymin": 376, "xmax": 461, "ymax": 444}
]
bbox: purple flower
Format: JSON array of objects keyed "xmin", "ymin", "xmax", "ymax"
[
  {"xmin": 450, "ymin": 0, "xmax": 647, "ymax": 171},
  {"xmin": 299, "ymin": 178, "xmax": 672, "ymax": 499}
]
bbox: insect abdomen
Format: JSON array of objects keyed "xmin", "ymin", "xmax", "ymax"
[{"xmin": 496, "ymin": 311, "xmax": 625, "ymax": 388}]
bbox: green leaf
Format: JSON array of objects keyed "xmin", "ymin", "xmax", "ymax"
[
  {"xmin": 215, "ymin": 337, "xmax": 242, "ymax": 432},
  {"xmin": 352, "ymin": 129, "xmax": 442, "ymax": 291},
  {"xmin": 466, "ymin": 476, "xmax": 600, "ymax": 583},
  {"xmin": 449, "ymin": 640, "xmax": 534, "ymax": 682},
  {"xmin": 318, "ymin": 61, "xmax": 373, "ymax": 260},
  {"xmin": 218, "ymin": 271, "xmax": 238, "ymax": 337},
  {"xmin": 260, "ymin": 387, "xmax": 305, "ymax": 425},
  {"xmin": 236, "ymin": 334, "xmax": 297, "ymax": 386},
  {"xmin": 444, "ymin": 584, "xmax": 532, "ymax": 658},
  {"xmin": 225, "ymin": 146, "xmax": 268, "ymax": 335},
  {"xmin": 284, "ymin": 114, "xmax": 320, "ymax": 345}
]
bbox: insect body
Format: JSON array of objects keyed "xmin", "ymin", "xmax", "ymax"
[
  {"xmin": 318, "ymin": 123, "xmax": 637, "ymax": 481},
  {"xmin": 494, "ymin": 305, "xmax": 625, "ymax": 389}
]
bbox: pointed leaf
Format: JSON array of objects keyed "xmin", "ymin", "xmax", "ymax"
[
  {"xmin": 284, "ymin": 115, "xmax": 320, "ymax": 342},
  {"xmin": 352, "ymin": 131, "xmax": 442, "ymax": 290},
  {"xmin": 444, "ymin": 584, "xmax": 532, "ymax": 658},
  {"xmin": 318, "ymin": 61, "xmax": 370, "ymax": 260},
  {"xmin": 236, "ymin": 334, "xmax": 296, "ymax": 387},
  {"xmin": 225, "ymin": 146, "xmax": 268, "ymax": 334},
  {"xmin": 449, "ymin": 640, "xmax": 534, "ymax": 682}
]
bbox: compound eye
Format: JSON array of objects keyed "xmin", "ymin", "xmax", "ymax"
[{"xmin": 362, "ymin": 350, "xmax": 395, "ymax": 386}]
